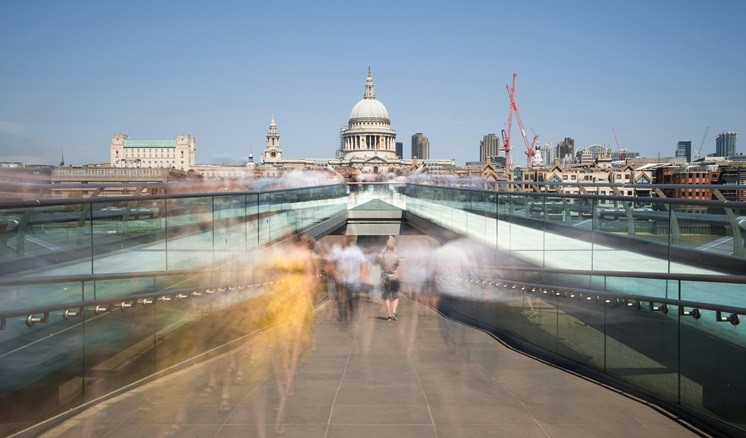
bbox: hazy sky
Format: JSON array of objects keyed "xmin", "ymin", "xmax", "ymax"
[{"xmin": 1, "ymin": 0, "xmax": 744, "ymax": 167}]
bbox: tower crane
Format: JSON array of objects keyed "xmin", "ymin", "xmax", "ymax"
[
  {"xmin": 500, "ymin": 75, "xmax": 516, "ymax": 170},
  {"xmin": 612, "ymin": 128, "xmax": 625, "ymax": 161},
  {"xmin": 693, "ymin": 126, "xmax": 710, "ymax": 161},
  {"xmin": 504, "ymin": 73, "xmax": 538, "ymax": 168}
]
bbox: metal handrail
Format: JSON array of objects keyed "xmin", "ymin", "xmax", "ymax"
[
  {"xmin": 408, "ymin": 183, "xmax": 746, "ymax": 209},
  {"xmin": 476, "ymin": 266, "xmax": 746, "ymax": 285},
  {"xmin": 450, "ymin": 276, "xmax": 745, "ymax": 323},
  {"xmin": 0, "ymin": 269, "xmax": 209, "ymax": 287},
  {"xmin": 0, "ymin": 183, "xmax": 346, "ymax": 209},
  {"xmin": 0, "ymin": 280, "xmax": 270, "ymax": 330}
]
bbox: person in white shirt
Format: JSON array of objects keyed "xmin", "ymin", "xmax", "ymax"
[{"xmin": 376, "ymin": 235, "xmax": 401, "ymax": 320}]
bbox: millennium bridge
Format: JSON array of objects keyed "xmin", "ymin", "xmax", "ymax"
[{"xmin": 0, "ymin": 181, "xmax": 744, "ymax": 437}]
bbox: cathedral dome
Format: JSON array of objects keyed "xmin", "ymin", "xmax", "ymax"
[
  {"xmin": 341, "ymin": 69, "xmax": 397, "ymax": 163},
  {"xmin": 350, "ymin": 98, "xmax": 389, "ymax": 121},
  {"xmin": 348, "ymin": 68, "xmax": 390, "ymax": 123}
]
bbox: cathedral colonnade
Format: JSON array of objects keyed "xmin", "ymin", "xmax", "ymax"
[{"xmin": 344, "ymin": 134, "xmax": 396, "ymax": 151}]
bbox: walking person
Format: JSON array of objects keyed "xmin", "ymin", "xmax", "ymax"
[
  {"xmin": 377, "ymin": 235, "xmax": 401, "ymax": 320},
  {"xmin": 332, "ymin": 235, "xmax": 367, "ymax": 322}
]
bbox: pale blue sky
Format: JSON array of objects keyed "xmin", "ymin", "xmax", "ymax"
[{"xmin": 1, "ymin": 0, "xmax": 744, "ymax": 166}]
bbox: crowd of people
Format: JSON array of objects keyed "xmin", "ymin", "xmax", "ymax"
[{"xmin": 186, "ymin": 233, "xmax": 483, "ymax": 437}]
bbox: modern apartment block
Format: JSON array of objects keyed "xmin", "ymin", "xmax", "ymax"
[{"xmin": 716, "ymin": 131, "xmax": 737, "ymax": 158}]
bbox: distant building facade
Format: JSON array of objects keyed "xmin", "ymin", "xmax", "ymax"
[
  {"xmin": 519, "ymin": 159, "xmax": 654, "ymax": 198},
  {"xmin": 479, "ymin": 133, "xmax": 500, "ymax": 162},
  {"xmin": 111, "ymin": 134, "xmax": 196, "ymax": 171},
  {"xmin": 676, "ymin": 141, "xmax": 692, "ymax": 162},
  {"xmin": 656, "ymin": 165, "xmax": 721, "ymax": 211},
  {"xmin": 718, "ymin": 166, "xmax": 746, "ymax": 202},
  {"xmin": 557, "ymin": 138, "xmax": 575, "ymax": 163},
  {"xmin": 411, "ymin": 133, "xmax": 429, "ymax": 160},
  {"xmin": 716, "ymin": 132, "xmax": 737, "ymax": 158},
  {"xmin": 51, "ymin": 167, "xmax": 189, "ymax": 197},
  {"xmin": 395, "ymin": 142, "xmax": 403, "ymax": 159},
  {"xmin": 576, "ymin": 144, "xmax": 611, "ymax": 165}
]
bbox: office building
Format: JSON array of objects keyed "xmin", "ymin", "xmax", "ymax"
[
  {"xmin": 412, "ymin": 133, "xmax": 430, "ymax": 160},
  {"xmin": 675, "ymin": 141, "xmax": 692, "ymax": 162},
  {"xmin": 479, "ymin": 133, "xmax": 501, "ymax": 162},
  {"xmin": 716, "ymin": 132, "xmax": 737, "ymax": 158},
  {"xmin": 557, "ymin": 138, "xmax": 575, "ymax": 164},
  {"xmin": 395, "ymin": 142, "xmax": 403, "ymax": 159}
]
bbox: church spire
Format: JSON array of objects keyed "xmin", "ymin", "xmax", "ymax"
[{"xmin": 364, "ymin": 67, "xmax": 375, "ymax": 99}]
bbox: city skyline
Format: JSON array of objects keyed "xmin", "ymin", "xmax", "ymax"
[{"xmin": 1, "ymin": 1, "xmax": 744, "ymax": 167}]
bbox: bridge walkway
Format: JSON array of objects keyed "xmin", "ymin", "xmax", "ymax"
[{"xmin": 39, "ymin": 297, "xmax": 707, "ymax": 438}]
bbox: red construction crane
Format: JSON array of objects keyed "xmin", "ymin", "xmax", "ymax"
[
  {"xmin": 612, "ymin": 128, "xmax": 625, "ymax": 161},
  {"xmin": 500, "ymin": 75, "xmax": 516, "ymax": 170},
  {"xmin": 506, "ymin": 74, "xmax": 537, "ymax": 168}
]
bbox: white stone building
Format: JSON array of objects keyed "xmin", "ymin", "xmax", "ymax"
[{"xmin": 110, "ymin": 134, "xmax": 196, "ymax": 171}]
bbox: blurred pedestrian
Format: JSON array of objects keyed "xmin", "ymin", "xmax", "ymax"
[
  {"xmin": 377, "ymin": 235, "xmax": 401, "ymax": 320},
  {"xmin": 331, "ymin": 235, "xmax": 367, "ymax": 322}
]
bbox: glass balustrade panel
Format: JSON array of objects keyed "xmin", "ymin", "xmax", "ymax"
[
  {"xmin": 165, "ymin": 196, "xmax": 214, "ymax": 271},
  {"xmin": 93, "ymin": 199, "xmax": 166, "ymax": 274},
  {"xmin": 556, "ymin": 290, "xmax": 606, "ymax": 372},
  {"xmin": 604, "ymin": 300, "xmax": 679, "ymax": 402}
]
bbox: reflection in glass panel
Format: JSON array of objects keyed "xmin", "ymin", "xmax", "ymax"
[
  {"xmin": 557, "ymin": 294, "xmax": 605, "ymax": 372},
  {"xmin": 0, "ymin": 312, "xmax": 85, "ymax": 432},
  {"xmin": 93, "ymin": 199, "xmax": 166, "ymax": 274},
  {"xmin": 165, "ymin": 196, "xmax": 214, "ymax": 271},
  {"xmin": 245, "ymin": 194, "xmax": 259, "ymax": 251},
  {"xmin": 0, "ymin": 281, "xmax": 84, "ymax": 313},
  {"xmin": 496, "ymin": 193, "xmax": 512, "ymax": 252},
  {"xmin": 522, "ymin": 291, "xmax": 558, "ymax": 354},
  {"xmin": 604, "ymin": 276, "xmax": 670, "ymax": 300},
  {"xmin": 508, "ymin": 195, "xmax": 545, "ymax": 267},
  {"xmin": 679, "ymin": 307, "xmax": 746, "ymax": 428},
  {"xmin": 466, "ymin": 192, "xmax": 486, "ymax": 243},
  {"xmin": 605, "ymin": 302, "xmax": 679, "ymax": 402},
  {"xmin": 83, "ymin": 300, "xmax": 156, "ymax": 401},
  {"xmin": 681, "ymin": 280, "xmax": 744, "ymax": 309},
  {"xmin": 544, "ymin": 195, "xmax": 593, "ymax": 271},
  {"xmin": 93, "ymin": 277, "xmax": 158, "ymax": 301},
  {"xmin": 5, "ymin": 203, "xmax": 95, "ymax": 277},
  {"xmin": 213, "ymin": 194, "xmax": 248, "ymax": 259}
]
